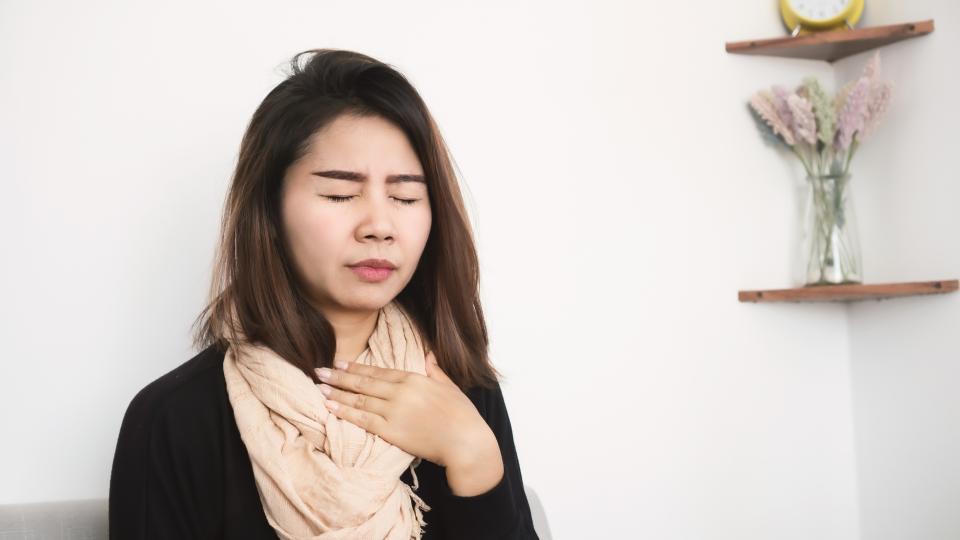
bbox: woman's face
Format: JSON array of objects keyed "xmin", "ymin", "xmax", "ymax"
[{"xmin": 280, "ymin": 113, "xmax": 432, "ymax": 316}]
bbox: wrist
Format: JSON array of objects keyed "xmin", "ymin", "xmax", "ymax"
[{"xmin": 444, "ymin": 428, "xmax": 504, "ymax": 496}]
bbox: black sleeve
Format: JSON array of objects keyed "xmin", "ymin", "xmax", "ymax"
[
  {"xmin": 437, "ymin": 382, "xmax": 540, "ymax": 539},
  {"xmin": 108, "ymin": 383, "xmax": 222, "ymax": 539}
]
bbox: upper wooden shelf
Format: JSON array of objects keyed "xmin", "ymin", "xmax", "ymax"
[
  {"xmin": 739, "ymin": 279, "xmax": 958, "ymax": 303},
  {"xmin": 725, "ymin": 19, "xmax": 934, "ymax": 62}
]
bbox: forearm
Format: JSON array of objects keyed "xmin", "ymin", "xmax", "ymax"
[{"xmin": 444, "ymin": 429, "xmax": 504, "ymax": 496}]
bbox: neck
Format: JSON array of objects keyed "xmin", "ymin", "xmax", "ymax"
[{"xmin": 322, "ymin": 306, "xmax": 380, "ymax": 365}]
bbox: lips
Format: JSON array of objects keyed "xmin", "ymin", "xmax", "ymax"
[
  {"xmin": 349, "ymin": 267, "xmax": 394, "ymax": 283},
  {"xmin": 347, "ymin": 258, "xmax": 397, "ymax": 270}
]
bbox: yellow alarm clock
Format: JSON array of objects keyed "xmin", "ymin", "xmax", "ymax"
[{"xmin": 780, "ymin": 0, "xmax": 864, "ymax": 37}]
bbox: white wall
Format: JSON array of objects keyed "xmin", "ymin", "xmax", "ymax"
[
  {"xmin": 833, "ymin": 1, "xmax": 960, "ymax": 539},
  {"xmin": 0, "ymin": 1, "xmax": 907, "ymax": 538}
]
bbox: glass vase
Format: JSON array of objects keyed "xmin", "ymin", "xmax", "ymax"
[{"xmin": 801, "ymin": 172, "xmax": 863, "ymax": 286}]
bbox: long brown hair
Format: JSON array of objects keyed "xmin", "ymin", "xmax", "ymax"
[{"xmin": 191, "ymin": 49, "xmax": 499, "ymax": 390}]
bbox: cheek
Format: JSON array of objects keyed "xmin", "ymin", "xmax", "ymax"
[
  {"xmin": 401, "ymin": 208, "xmax": 432, "ymax": 256},
  {"xmin": 412, "ymin": 206, "xmax": 432, "ymax": 243},
  {"xmin": 285, "ymin": 209, "xmax": 348, "ymax": 279},
  {"xmin": 420, "ymin": 209, "xmax": 433, "ymax": 248}
]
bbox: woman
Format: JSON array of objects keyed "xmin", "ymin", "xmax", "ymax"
[{"xmin": 109, "ymin": 48, "xmax": 539, "ymax": 539}]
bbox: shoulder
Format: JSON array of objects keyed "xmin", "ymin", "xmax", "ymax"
[
  {"xmin": 110, "ymin": 344, "xmax": 234, "ymax": 536},
  {"xmin": 131, "ymin": 343, "xmax": 227, "ymax": 406},
  {"xmin": 116, "ymin": 343, "xmax": 228, "ymax": 449},
  {"xmin": 123, "ymin": 343, "xmax": 227, "ymax": 416}
]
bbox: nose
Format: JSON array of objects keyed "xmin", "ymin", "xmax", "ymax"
[{"xmin": 355, "ymin": 190, "xmax": 396, "ymax": 243}]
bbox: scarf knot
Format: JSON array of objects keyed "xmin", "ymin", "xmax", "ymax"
[{"xmin": 223, "ymin": 301, "xmax": 432, "ymax": 539}]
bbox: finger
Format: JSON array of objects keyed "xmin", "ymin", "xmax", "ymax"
[
  {"xmin": 337, "ymin": 361, "xmax": 409, "ymax": 384},
  {"xmin": 318, "ymin": 383, "xmax": 389, "ymax": 417},
  {"xmin": 315, "ymin": 367, "xmax": 395, "ymax": 399},
  {"xmin": 323, "ymin": 398, "xmax": 387, "ymax": 435}
]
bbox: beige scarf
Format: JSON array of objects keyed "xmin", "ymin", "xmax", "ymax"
[{"xmin": 222, "ymin": 301, "xmax": 432, "ymax": 540}]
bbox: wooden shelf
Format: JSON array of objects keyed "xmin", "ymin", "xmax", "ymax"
[
  {"xmin": 725, "ymin": 20, "xmax": 934, "ymax": 62},
  {"xmin": 739, "ymin": 279, "xmax": 958, "ymax": 303}
]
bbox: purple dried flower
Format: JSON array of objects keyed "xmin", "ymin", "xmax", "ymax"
[
  {"xmin": 834, "ymin": 76, "xmax": 870, "ymax": 152},
  {"xmin": 771, "ymin": 85, "xmax": 797, "ymax": 139}
]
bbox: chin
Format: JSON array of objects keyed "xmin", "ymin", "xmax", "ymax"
[{"xmin": 340, "ymin": 290, "xmax": 398, "ymax": 312}]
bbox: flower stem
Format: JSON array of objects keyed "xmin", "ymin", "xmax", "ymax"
[
  {"xmin": 792, "ymin": 146, "xmax": 814, "ymax": 176},
  {"xmin": 843, "ymin": 140, "xmax": 859, "ymax": 176}
]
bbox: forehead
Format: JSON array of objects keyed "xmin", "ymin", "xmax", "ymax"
[{"xmin": 302, "ymin": 113, "xmax": 423, "ymax": 172}]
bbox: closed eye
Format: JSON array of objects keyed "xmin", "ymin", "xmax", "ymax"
[{"xmin": 322, "ymin": 195, "xmax": 420, "ymax": 206}]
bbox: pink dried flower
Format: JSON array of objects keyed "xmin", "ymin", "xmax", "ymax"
[
  {"xmin": 833, "ymin": 79, "xmax": 855, "ymax": 119},
  {"xmin": 861, "ymin": 81, "xmax": 892, "ymax": 139},
  {"xmin": 859, "ymin": 53, "xmax": 892, "ymax": 141},
  {"xmin": 750, "ymin": 90, "xmax": 796, "ymax": 146},
  {"xmin": 863, "ymin": 51, "xmax": 881, "ymax": 80}
]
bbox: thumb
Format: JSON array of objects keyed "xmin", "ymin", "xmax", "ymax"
[{"xmin": 424, "ymin": 351, "xmax": 451, "ymax": 383}]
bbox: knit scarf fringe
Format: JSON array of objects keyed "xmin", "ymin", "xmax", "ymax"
[{"xmin": 406, "ymin": 457, "xmax": 431, "ymax": 538}]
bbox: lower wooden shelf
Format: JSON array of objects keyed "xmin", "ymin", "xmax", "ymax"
[{"xmin": 739, "ymin": 279, "xmax": 958, "ymax": 303}]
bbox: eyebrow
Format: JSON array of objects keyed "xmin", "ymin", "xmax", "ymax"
[{"xmin": 310, "ymin": 169, "xmax": 426, "ymax": 184}]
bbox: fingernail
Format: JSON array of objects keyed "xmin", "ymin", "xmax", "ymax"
[
  {"xmin": 326, "ymin": 400, "xmax": 339, "ymax": 411},
  {"xmin": 318, "ymin": 384, "xmax": 332, "ymax": 396},
  {"xmin": 334, "ymin": 360, "xmax": 348, "ymax": 370},
  {"xmin": 316, "ymin": 368, "xmax": 332, "ymax": 380}
]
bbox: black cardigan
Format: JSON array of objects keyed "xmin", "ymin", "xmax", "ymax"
[{"xmin": 108, "ymin": 344, "xmax": 539, "ymax": 539}]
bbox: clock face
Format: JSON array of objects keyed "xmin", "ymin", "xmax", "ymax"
[{"xmin": 787, "ymin": 0, "xmax": 853, "ymax": 22}]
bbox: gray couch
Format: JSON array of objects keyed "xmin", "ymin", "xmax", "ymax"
[
  {"xmin": 0, "ymin": 498, "xmax": 107, "ymax": 539},
  {"xmin": 0, "ymin": 485, "xmax": 551, "ymax": 539}
]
